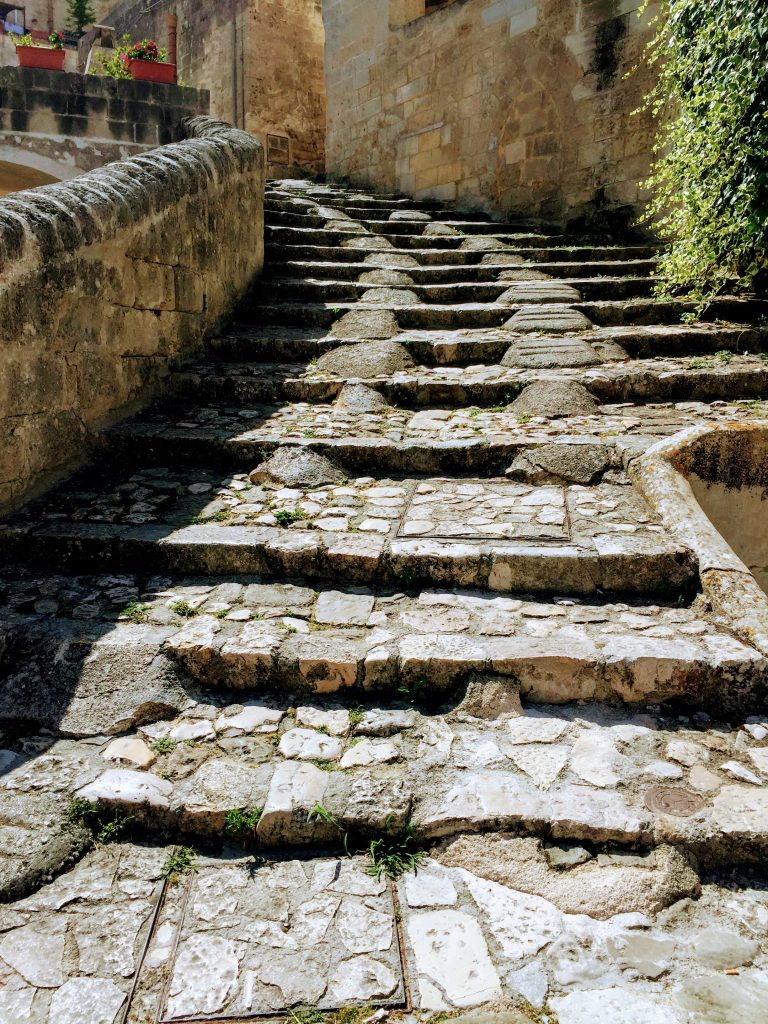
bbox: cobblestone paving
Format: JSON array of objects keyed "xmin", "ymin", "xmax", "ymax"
[{"xmin": 1, "ymin": 181, "xmax": 768, "ymax": 1023}]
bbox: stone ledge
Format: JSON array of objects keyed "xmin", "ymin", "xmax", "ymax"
[{"xmin": 0, "ymin": 115, "xmax": 261, "ymax": 263}]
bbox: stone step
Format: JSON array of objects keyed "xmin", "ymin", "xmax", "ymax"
[
  {"xmin": 241, "ymin": 296, "xmax": 765, "ymax": 330},
  {"xmin": 4, "ymin": 575, "xmax": 760, "ymax": 710},
  {"xmin": 165, "ymin": 355, "xmax": 768, "ymax": 408},
  {"xmin": 264, "ymin": 258, "xmax": 659, "ymax": 283},
  {"xmin": 252, "ymin": 276, "xmax": 655, "ymax": 304},
  {"xmin": 265, "ymin": 242, "xmax": 662, "ymax": 265},
  {"xmin": 209, "ymin": 322, "xmax": 760, "ymax": 365},
  {"xmin": 0, "ymin": 471, "xmax": 697, "ymax": 597},
  {"xmin": 60, "ymin": 690, "xmax": 768, "ymax": 863},
  {"xmin": 264, "ymin": 207, "xmax": 530, "ymax": 236},
  {"xmin": 265, "ymin": 224, "xmax": 563, "ymax": 249}
]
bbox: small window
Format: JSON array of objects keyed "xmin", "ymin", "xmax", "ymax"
[
  {"xmin": 425, "ymin": 0, "xmax": 455, "ymax": 12},
  {"xmin": 267, "ymin": 134, "xmax": 290, "ymax": 165}
]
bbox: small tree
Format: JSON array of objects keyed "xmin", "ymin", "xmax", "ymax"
[{"xmin": 66, "ymin": 0, "xmax": 96, "ymax": 34}]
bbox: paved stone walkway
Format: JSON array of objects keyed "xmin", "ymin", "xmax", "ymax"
[{"xmin": 0, "ymin": 181, "xmax": 767, "ymax": 1023}]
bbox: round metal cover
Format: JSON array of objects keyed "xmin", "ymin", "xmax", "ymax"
[{"xmin": 644, "ymin": 785, "xmax": 705, "ymax": 817}]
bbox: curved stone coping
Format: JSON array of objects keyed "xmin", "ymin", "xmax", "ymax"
[
  {"xmin": 630, "ymin": 421, "xmax": 768, "ymax": 656},
  {"xmin": 0, "ymin": 115, "xmax": 264, "ymax": 265}
]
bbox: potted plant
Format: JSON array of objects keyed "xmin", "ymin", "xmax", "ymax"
[
  {"xmin": 15, "ymin": 31, "xmax": 66, "ymax": 71},
  {"xmin": 123, "ymin": 38, "xmax": 175, "ymax": 85}
]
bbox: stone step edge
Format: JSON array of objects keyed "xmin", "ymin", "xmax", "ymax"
[
  {"xmin": 0, "ymin": 523, "xmax": 699, "ymax": 597},
  {"xmin": 72, "ymin": 758, "xmax": 768, "ymax": 869}
]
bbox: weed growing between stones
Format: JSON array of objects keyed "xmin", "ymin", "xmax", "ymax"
[
  {"xmin": 161, "ymin": 846, "xmax": 197, "ymax": 884},
  {"xmin": 367, "ymin": 821, "xmax": 425, "ymax": 880},
  {"xmin": 348, "ymin": 706, "xmax": 365, "ymax": 728},
  {"xmin": 169, "ymin": 599, "xmax": 198, "ymax": 618},
  {"xmin": 121, "ymin": 601, "xmax": 152, "ymax": 624},
  {"xmin": 150, "ymin": 736, "xmax": 178, "ymax": 755},
  {"xmin": 274, "ymin": 507, "xmax": 307, "ymax": 527},
  {"xmin": 398, "ymin": 676, "xmax": 426, "ymax": 706},
  {"xmin": 224, "ymin": 807, "xmax": 263, "ymax": 842},
  {"xmin": 67, "ymin": 798, "xmax": 132, "ymax": 845}
]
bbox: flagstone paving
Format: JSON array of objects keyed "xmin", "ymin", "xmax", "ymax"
[{"xmin": 1, "ymin": 180, "xmax": 768, "ymax": 1023}]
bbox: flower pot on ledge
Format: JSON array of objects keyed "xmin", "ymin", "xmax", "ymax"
[
  {"xmin": 128, "ymin": 58, "xmax": 176, "ymax": 85},
  {"xmin": 16, "ymin": 46, "xmax": 66, "ymax": 71}
]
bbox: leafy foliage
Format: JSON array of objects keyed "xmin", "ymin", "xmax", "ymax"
[
  {"xmin": 161, "ymin": 846, "xmax": 197, "ymax": 884},
  {"xmin": 91, "ymin": 34, "xmax": 167, "ymax": 78},
  {"xmin": 639, "ymin": 1, "xmax": 768, "ymax": 303},
  {"xmin": 68, "ymin": 798, "xmax": 132, "ymax": 845}
]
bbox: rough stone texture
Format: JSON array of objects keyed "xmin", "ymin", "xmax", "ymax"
[
  {"xmin": 336, "ymin": 383, "xmax": 394, "ymax": 412},
  {"xmin": 0, "ymin": 116, "xmax": 264, "ymax": 512},
  {"xmin": 106, "ymin": 0, "xmax": 326, "ymax": 176},
  {"xmin": 317, "ymin": 339, "xmax": 415, "ymax": 375},
  {"xmin": 249, "ymin": 447, "xmax": 347, "ymax": 487},
  {"xmin": 322, "ymin": 0, "xmax": 658, "ymax": 223},
  {"xmin": 507, "ymin": 444, "xmax": 611, "ymax": 484},
  {"xmin": 508, "ymin": 381, "xmax": 599, "ymax": 418},
  {"xmin": 329, "ymin": 309, "xmax": 401, "ymax": 340}
]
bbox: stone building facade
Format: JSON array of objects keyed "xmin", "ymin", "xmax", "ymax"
[
  {"xmin": 103, "ymin": 0, "xmax": 326, "ymax": 176},
  {"xmin": 322, "ymin": 0, "xmax": 660, "ymax": 227}
]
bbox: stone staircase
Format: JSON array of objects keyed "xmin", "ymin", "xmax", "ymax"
[{"xmin": 1, "ymin": 181, "xmax": 768, "ymax": 1022}]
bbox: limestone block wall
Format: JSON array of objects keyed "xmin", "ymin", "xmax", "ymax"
[
  {"xmin": 0, "ymin": 66, "xmax": 210, "ymax": 181},
  {"xmin": 323, "ymin": 0, "xmax": 660, "ymax": 228},
  {"xmin": 104, "ymin": 0, "xmax": 326, "ymax": 177},
  {"xmin": 0, "ymin": 115, "xmax": 264, "ymax": 510}
]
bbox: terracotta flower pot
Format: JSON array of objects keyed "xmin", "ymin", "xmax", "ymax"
[
  {"xmin": 16, "ymin": 46, "xmax": 65, "ymax": 71},
  {"xmin": 128, "ymin": 58, "xmax": 176, "ymax": 85}
]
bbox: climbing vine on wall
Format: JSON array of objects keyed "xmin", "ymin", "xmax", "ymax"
[{"xmin": 640, "ymin": 1, "xmax": 768, "ymax": 303}]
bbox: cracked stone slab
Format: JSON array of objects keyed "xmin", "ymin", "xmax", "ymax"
[{"xmin": 151, "ymin": 856, "xmax": 404, "ymax": 1019}]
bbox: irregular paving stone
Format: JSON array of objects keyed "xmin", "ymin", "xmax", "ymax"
[
  {"xmin": 330, "ymin": 308, "xmax": 400, "ymax": 338},
  {"xmin": 317, "ymin": 338, "xmax": 415, "ymax": 375},
  {"xmin": 279, "ymin": 727, "xmax": 344, "ymax": 761},
  {"xmin": 407, "ymin": 909, "xmax": 503, "ymax": 1008},
  {"xmin": 336, "ymin": 383, "xmax": 393, "ymax": 412},
  {"xmin": 250, "ymin": 446, "xmax": 347, "ymax": 487},
  {"xmin": 507, "ymin": 443, "xmax": 610, "ymax": 484},
  {"xmin": 48, "ymin": 977, "xmax": 127, "ymax": 1024},
  {"xmin": 508, "ymin": 380, "xmax": 599, "ymax": 418},
  {"xmin": 296, "ymin": 706, "xmax": 351, "ymax": 735},
  {"xmin": 76, "ymin": 769, "xmax": 173, "ymax": 814},
  {"xmin": 315, "ymin": 589, "xmax": 376, "ymax": 625},
  {"xmin": 551, "ymin": 988, "xmax": 681, "ymax": 1024},
  {"xmin": 102, "ymin": 736, "xmax": 155, "ymax": 768}
]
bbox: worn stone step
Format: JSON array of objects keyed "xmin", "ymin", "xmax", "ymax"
[
  {"xmin": 265, "ymin": 224, "xmax": 562, "ymax": 249},
  {"xmin": 166, "ymin": 355, "xmax": 768, "ymax": 408},
  {"xmin": 242, "ymin": 296, "xmax": 765, "ymax": 331},
  {"xmin": 59, "ymin": 692, "xmax": 768, "ymax": 863},
  {"xmin": 265, "ymin": 242, "xmax": 662, "ymax": 265},
  {"xmin": 252, "ymin": 276, "xmax": 655, "ymax": 304},
  {"xmin": 209, "ymin": 322, "xmax": 760, "ymax": 365},
  {"xmin": 0, "ymin": 471, "xmax": 697, "ymax": 596},
  {"xmin": 265, "ymin": 258, "xmax": 659, "ymax": 283}
]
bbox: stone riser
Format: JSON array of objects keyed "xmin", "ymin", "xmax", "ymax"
[
  {"xmin": 265, "ymin": 243, "xmax": 661, "ymax": 265},
  {"xmin": 242, "ymin": 297, "xmax": 766, "ymax": 330},
  {"xmin": 166, "ymin": 363, "xmax": 768, "ymax": 409},
  {"xmin": 253, "ymin": 277, "xmax": 656, "ymax": 303},
  {"xmin": 263, "ymin": 209, "xmax": 523, "ymax": 234},
  {"xmin": 0, "ymin": 523, "xmax": 698, "ymax": 598},
  {"xmin": 264, "ymin": 258, "xmax": 659, "ymax": 283},
  {"xmin": 211, "ymin": 324, "xmax": 760, "ymax": 364},
  {"xmin": 265, "ymin": 226, "xmax": 561, "ymax": 248}
]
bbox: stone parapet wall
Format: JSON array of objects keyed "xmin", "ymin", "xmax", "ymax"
[
  {"xmin": 0, "ymin": 66, "xmax": 210, "ymax": 179},
  {"xmin": 0, "ymin": 115, "xmax": 264, "ymax": 509},
  {"xmin": 323, "ymin": 0, "xmax": 660, "ymax": 228}
]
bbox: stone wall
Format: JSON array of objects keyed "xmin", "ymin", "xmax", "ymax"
[
  {"xmin": 0, "ymin": 66, "xmax": 209, "ymax": 182},
  {"xmin": 323, "ymin": 0, "xmax": 661, "ymax": 228},
  {"xmin": 0, "ymin": 115, "xmax": 264, "ymax": 510},
  {"xmin": 104, "ymin": 0, "xmax": 326, "ymax": 177}
]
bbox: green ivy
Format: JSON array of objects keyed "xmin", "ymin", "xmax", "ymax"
[{"xmin": 639, "ymin": 1, "xmax": 768, "ymax": 304}]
